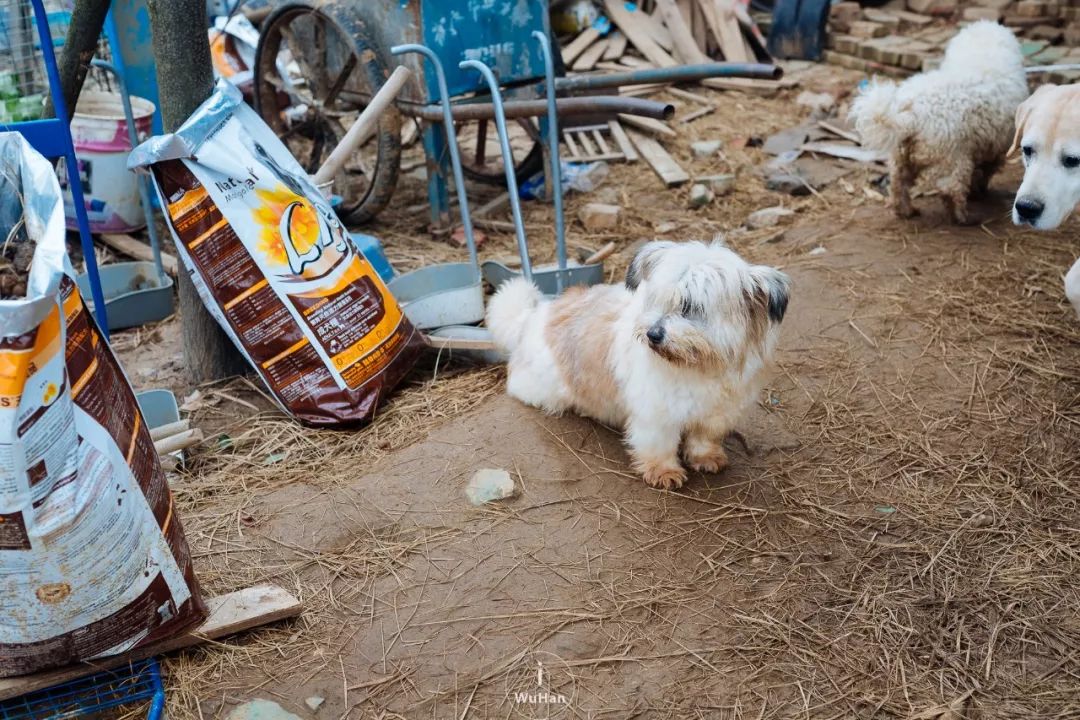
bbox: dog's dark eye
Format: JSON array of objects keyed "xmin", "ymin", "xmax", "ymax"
[
  {"xmin": 1022, "ymin": 146, "xmax": 1034, "ymax": 159},
  {"xmin": 1063, "ymin": 155, "xmax": 1080, "ymax": 169}
]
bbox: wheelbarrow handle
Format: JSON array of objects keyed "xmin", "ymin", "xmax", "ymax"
[{"xmin": 313, "ymin": 65, "xmax": 411, "ymax": 186}]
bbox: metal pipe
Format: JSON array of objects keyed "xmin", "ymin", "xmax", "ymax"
[
  {"xmin": 459, "ymin": 60, "xmax": 532, "ymax": 281},
  {"xmin": 91, "ymin": 58, "xmax": 166, "ymax": 282},
  {"xmin": 553, "ymin": 62, "xmax": 782, "ymax": 92},
  {"xmin": 391, "ymin": 44, "xmax": 480, "ymax": 279},
  {"xmin": 396, "ymin": 95, "xmax": 675, "ymax": 122},
  {"xmin": 533, "ymin": 31, "xmax": 566, "ymax": 290}
]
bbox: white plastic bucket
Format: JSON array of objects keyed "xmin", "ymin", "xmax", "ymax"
[{"xmin": 61, "ymin": 91, "xmax": 156, "ymax": 234}]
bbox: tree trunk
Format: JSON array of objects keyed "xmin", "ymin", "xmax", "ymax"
[
  {"xmin": 146, "ymin": 0, "xmax": 246, "ymax": 383},
  {"xmin": 45, "ymin": 0, "xmax": 110, "ymax": 122}
]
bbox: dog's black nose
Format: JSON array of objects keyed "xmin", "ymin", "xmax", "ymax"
[
  {"xmin": 646, "ymin": 325, "xmax": 665, "ymax": 345},
  {"xmin": 1015, "ymin": 198, "xmax": 1044, "ymax": 221}
]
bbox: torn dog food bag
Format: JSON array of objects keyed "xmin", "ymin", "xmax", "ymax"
[
  {"xmin": 129, "ymin": 80, "xmax": 422, "ymax": 426},
  {"xmin": 0, "ymin": 132, "xmax": 207, "ymax": 678}
]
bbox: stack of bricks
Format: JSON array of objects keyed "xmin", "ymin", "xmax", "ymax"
[{"xmin": 824, "ymin": 0, "xmax": 1080, "ymax": 83}]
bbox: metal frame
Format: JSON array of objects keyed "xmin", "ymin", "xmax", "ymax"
[{"xmin": 0, "ymin": 0, "xmax": 109, "ymax": 335}]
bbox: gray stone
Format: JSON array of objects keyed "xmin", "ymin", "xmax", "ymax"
[
  {"xmin": 698, "ymin": 174, "xmax": 736, "ymax": 196},
  {"xmin": 466, "ymin": 468, "xmax": 516, "ymax": 505},
  {"xmin": 226, "ymin": 700, "xmax": 302, "ymax": 720},
  {"xmin": 766, "ymin": 173, "xmax": 812, "ymax": 196},
  {"xmin": 305, "ymin": 697, "xmax": 325, "ymax": 712},
  {"xmin": 690, "ymin": 139, "xmax": 724, "ymax": 159},
  {"xmin": 746, "ymin": 206, "xmax": 796, "ymax": 229},
  {"xmin": 689, "ymin": 183, "xmax": 714, "ymax": 208}
]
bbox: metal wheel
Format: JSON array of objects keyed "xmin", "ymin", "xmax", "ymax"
[
  {"xmin": 456, "ymin": 116, "xmax": 545, "ymax": 185},
  {"xmin": 254, "ymin": 3, "xmax": 401, "ymax": 224},
  {"xmin": 456, "ymin": 35, "xmax": 565, "ymax": 185}
]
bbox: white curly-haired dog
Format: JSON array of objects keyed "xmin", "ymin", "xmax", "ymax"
[
  {"xmin": 486, "ymin": 240, "xmax": 789, "ymax": 491},
  {"xmin": 849, "ymin": 21, "xmax": 1028, "ymax": 224}
]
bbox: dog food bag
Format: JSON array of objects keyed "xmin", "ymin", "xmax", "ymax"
[
  {"xmin": 129, "ymin": 80, "xmax": 423, "ymax": 426},
  {"xmin": 0, "ymin": 132, "xmax": 206, "ymax": 678}
]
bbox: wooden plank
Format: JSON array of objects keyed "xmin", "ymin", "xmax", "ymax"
[
  {"xmin": 473, "ymin": 191, "xmax": 509, "ymax": 218},
  {"xmin": 655, "ymin": 0, "xmax": 712, "ymax": 63},
  {"xmin": 689, "ymin": 0, "xmax": 707, "ymax": 51},
  {"xmin": 701, "ymin": 76, "xmax": 798, "ymax": 95},
  {"xmin": 818, "ymin": 119, "xmax": 860, "ymax": 144},
  {"xmin": 712, "ymin": 0, "xmax": 752, "ymax": 61},
  {"xmin": 618, "ymin": 113, "xmax": 677, "ymax": 138},
  {"xmin": 100, "ymin": 233, "xmax": 179, "ymax": 276},
  {"xmin": 603, "ymin": 0, "xmax": 679, "ymax": 67},
  {"xmin": 608, "ymin": 120, "xmax": 639, "ymax": 162},
  {"xmin": 648, "ymin": 7, "xmax": 676, "ymax": 52},
  {"xmin": 592, "ymin": 129, "xmax": 612, "ymax": 154},
  {"xmin": 668, "ymin": 86, "xmax": 713, "ymax": 104},
  {"xmin": 424, "ymin": 334, "xmax": 496, "ymax": 352},
  {"xmin": 602, "ymin": 31, "xmax": 628, "ymax": 60},
  {"xmin": 678, "ymin": 105, "xmax": 715, "ymax": 124},
  {"xmin": 0, "ymin": 585, "xmax": 302, "ymax": 701},
  {"xmin": 561, "ymin": 27, "xmax": 600, "ymax": 64},
  {"xmin": 801, "ymin": 141, "xmax": 887, "ymax": 164},
  {"xmin": 627, "ymin": 130, "xmax": 689, "ymax": 187},
  {"xmin": 571, "ymin": 39, "xmax": 609, "ymax": 71}
]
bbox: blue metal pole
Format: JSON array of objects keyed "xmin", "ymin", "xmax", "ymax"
[
  {"xmin": 459, "ymin": 60, "xmax": 532, "ymax": 282},
  {"xmin": 30, "ymin": 0, "xmax": 109, "ymax": 336},
  {"xmin": 391, "ymin": 44, "xmax": 479, "ymax": 281},
  {"xmin": 532, "ymin": 30, "xmax": 566, "ymax": 292}
]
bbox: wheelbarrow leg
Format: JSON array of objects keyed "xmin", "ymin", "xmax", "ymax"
[{"xmin": 421, "ymin": 120, "xmax": 452, "ymax": 233}]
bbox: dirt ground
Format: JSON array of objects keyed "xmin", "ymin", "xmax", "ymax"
[{"xmin": 110, "ymin": 63, "xmax": 1080, "ymax": 719}]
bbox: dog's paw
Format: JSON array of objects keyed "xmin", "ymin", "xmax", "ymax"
[
  {"xmin": 642, "ymin": 464, "xmax": 687, "ymax": 491},
  {"xmin": 687, "ymin": 450, "xmax": 729, "ymax": 474}
]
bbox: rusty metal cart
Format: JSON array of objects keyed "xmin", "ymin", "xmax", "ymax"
[{"xmin": 252, "ymin": 0, "xmax": 780, "ymax": 229}]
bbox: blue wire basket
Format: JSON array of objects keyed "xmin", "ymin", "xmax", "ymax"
[{"xmin": 0, "ymin": 658, "xmax": 165, "ymax": 720}]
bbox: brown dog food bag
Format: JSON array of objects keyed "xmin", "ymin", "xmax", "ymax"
[
  {"xmin": 0, "ymin": 132, "xmax": 206, "ymax": 678},
  {"xmin": 130, "ymin": 80, "xmax": 423, "ymax": 426}
]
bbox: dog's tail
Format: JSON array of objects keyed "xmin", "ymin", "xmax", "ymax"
[
  {"xmin": 849, "ymin": 78, "xmax": 913, "ymax": 153},
  {"xmin": 486, "ymin": 277, "xmax": 544, "ymax": 353}
]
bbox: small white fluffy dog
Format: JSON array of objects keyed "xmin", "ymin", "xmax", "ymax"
[
  {"xmin": 487, "ymin": 240, "xmax": 789, "ymax": 490},
  {"xmin": 849, "ymin": 21, "xmax": 1028, "ymax": 224},
  {"xmin": 1009, "ymin": 83, "xmax": 1080, "ymax": 318}
]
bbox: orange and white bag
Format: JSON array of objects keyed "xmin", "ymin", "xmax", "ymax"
[{"xmin": 0, "ymin": 132, "xmax": 206, "ymax": 677}]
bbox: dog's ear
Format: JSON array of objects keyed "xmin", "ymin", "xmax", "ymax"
[
  {"xmin": 1009, "ymin": 85, "xmax": 1055, "ymax": 157},
  {"xmin": 749, "ymin": 267, "xmax": 790, "ymax": 323},
  {"xmin": 626, "ymin": 241, "xmax": 674, "ymax": 291}
]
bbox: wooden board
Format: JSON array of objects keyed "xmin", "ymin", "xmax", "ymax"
[
  {"xmin": 561, "ymin": 26, "xmax": 600, "ymax": 64},
  {"xmin": 100, "ymin": 233, "xmax": 179, "ymax": 276},
  {"xmin": 604, "ymin": 0, "xmax": 679, "ymax": 67},
  {"xmin": 618, "ymin": 113, "xmax": 677, "ymax": 138},
  {"xmin": 712, "ymin": 0, "xmax": 752, "ymax": 61},
  {"xmin": 0, "ymin": 584, "xmax": 302, "ymax": 701},
  {"xmin": 627, "ymin": 130, "xmax": 689, "ymax": 187},
  {"xmin": 572, "ymin": 39, "xmax": 609, "ymax": 71},
  {"xmin": 603, "ymin": 31, "xmax": 628, "ymax": 60},
  {"xmin": 655, "ymin": 0, "xmax": 712, "ymax": 64},
  {"xmin": 647, "ymin": 7, "xmax": 676, "ymax": 52},
  {"xmin": 701, "ymin": 76, "xmax": 799, "ymax": 95},
  {"xmin": 607, "ymin": 120, "xmax": 639, "ymax": 162},
  {"xmin": 424, "ymin": 334, "xmax": 497, "ymax": 352}
]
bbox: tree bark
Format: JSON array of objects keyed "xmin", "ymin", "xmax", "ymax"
[
  {"xmin": 45, "ymin": 0, "xmax": 110, "ymax": 122},
  {"xmin": 146, "ymin": 0, "xmax": 247, "ymax": 382}
]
